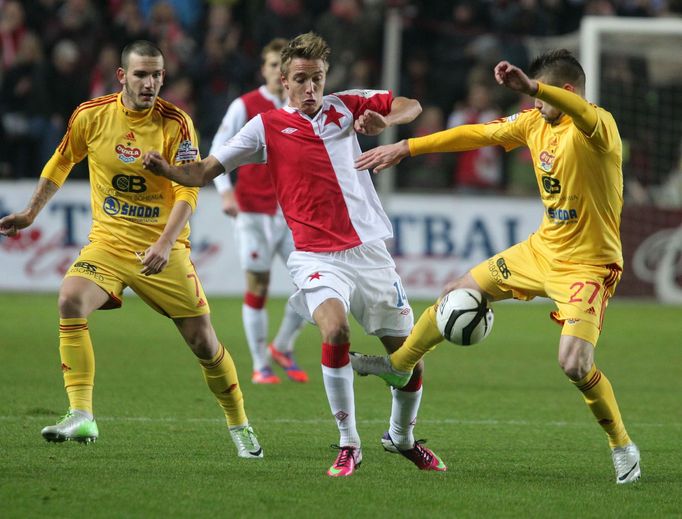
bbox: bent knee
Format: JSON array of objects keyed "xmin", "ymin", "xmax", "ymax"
[
  {"xmin": 558, "ymin": 353, "xmax": 592, "ymax": 381},
  {"xmin": 58, "ymin": 291, "xmax": 89, "ymax": 317},
  {"xmin": 320, "ymin": 321, "xmax": 351, "ymax": 344},
  {"xmin": 559, "ymin": 360, "xmax": 590, "ymax": 381}
]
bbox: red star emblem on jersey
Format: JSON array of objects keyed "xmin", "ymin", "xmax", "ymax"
[
  {"xmin": 308, "ymin": 272, "xmax": 322, "ymax": 281},
  {"xmin": 250, "ymin": 251, "xmax": 259, "ymax": 260},
  {"xmin": 323, "ymin": 105, "xmax": 344, "ymax": 128}
]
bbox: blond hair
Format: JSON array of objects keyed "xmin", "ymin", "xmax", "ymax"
[
  {"xmin": 261, "ymin": 38, "xmax": 288, "ymax": 64},
  {"xmin": 280, "ymin": 32, "xmax": 330, "ymax": 75}
]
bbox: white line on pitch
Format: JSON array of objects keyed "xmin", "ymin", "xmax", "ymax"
[{"xmin": 0, "ymin": 416, "xmax": 677, "ymax": 428}]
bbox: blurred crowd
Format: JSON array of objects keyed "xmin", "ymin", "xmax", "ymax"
[{"xmin": 1, "ymin": 0, "xmax": 681, "ymax": 204}]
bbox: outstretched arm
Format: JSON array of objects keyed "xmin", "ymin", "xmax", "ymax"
[
  {"xmin": 143, "ymin": 153, "xmax": 225, "ymax": 187},
  {"xmin": 355, "ymin": 123, "xmax": 498, "ymax": 173},
  {"xmin": 355, "ymin": 96, "xmax": 422, "ymax": 136},
  {"xmin": 494, "ymin": 60, "xmax": 598, "ymax": 134},
  {"xmin": 0, "ymin": 178, "xmax": 60, "ymax": 236}
]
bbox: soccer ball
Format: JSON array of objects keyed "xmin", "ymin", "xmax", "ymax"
[{"xmin": 435, "ymin": 288, "xmax": 494, "ymax": 346}]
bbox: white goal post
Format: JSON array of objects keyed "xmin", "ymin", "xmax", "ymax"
[{"xmin": 580, "ymin": 15, "xmax": 682, "ymax": 104}]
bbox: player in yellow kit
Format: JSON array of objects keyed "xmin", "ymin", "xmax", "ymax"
[
  {"xmin": 0, "ymin": 40, "xmax": 262, "ymax": 458},
  {"xmin": 351, "ymin": 50, "xmax": 640, "ymax": 484}
]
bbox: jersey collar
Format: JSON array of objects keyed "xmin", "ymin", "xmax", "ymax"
[{"xmin": 117, "ymin": 92, "xmax": 155, "ymax": 121}]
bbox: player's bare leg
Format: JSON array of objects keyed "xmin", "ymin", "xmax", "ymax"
[
  {"xmin": 559, "ymin": 335, "xmax": 639, "ymax": 483},
  {"xmin": 42, "ymin": 277, "xmax": 109, "ymax": 443},
  {"xmin": 175, "ymin": 315, "xmax": 262, "ymax": 458}
]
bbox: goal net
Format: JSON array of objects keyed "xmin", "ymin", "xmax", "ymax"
[
  {"xmin": 580, "ymin": 16, "xmax": 682, "ymax": 299},
  {"xmin": 580, "ymin": 16, "xmax": 682, "ymax": 206}
]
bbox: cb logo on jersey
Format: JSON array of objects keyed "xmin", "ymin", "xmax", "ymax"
[
  {"xmin": 113, "ymin": 174, "xmax": 147, "ymax": 193},
  {"xmin": 542, "ymin": 175, "xmax": 561, "ymax": 194}
]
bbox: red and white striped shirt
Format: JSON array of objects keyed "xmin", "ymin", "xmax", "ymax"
[{"xmin": 212, "ymin": 90, "xmax": 394, "ymax": 252}]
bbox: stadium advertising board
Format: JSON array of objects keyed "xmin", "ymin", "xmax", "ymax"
[{"xmin": 1, "ymin": 181, "xmax": 679, "ymax": 301}]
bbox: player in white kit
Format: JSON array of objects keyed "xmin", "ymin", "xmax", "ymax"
[
  {"xmin": 144, "ymin": 32, "xmax": 447, "ymax": 477},
  {"xmin": 210, "ymin": 39, "xmax": 308, "ymax": 385}
]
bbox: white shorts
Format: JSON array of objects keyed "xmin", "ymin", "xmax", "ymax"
[
  {"xmin": 287, "ymin": 240, "xmax": 414, "ymax": 337},
  {"xmin": 234, "ymin": 211, "xmax": 295, "ymax": 272}
]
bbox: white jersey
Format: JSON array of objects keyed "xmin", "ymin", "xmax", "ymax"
[{"xmin": 212, "ymin": 90, "xmax": 395, "ymax": 252}]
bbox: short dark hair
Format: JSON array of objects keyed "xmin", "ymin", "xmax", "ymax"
[
  {"xmin": 528, "ymin": 49, "xmax": 585, "ymax": 92},
  {"xmin": 280, "ymin": 32, "xmax": 330, "ymax": 75},
  {"xmin": 121, "ymin": 40, "xmax": 163, "ymax": 69}
]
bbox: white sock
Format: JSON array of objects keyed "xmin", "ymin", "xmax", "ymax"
[
  {"xmin": 272, "ymin": 303, "xmax": 305, "ymax": 353},
  {"xmin": 242, "ymin": 303, "xmax": 268, "ymax": 371},
  {"xmin": 388, "ymin": 386, "xmax": 422, "ymax": 449},
  {"xmin": 322, "ymin": 363, "xmax": 359, "ymax": 448}
]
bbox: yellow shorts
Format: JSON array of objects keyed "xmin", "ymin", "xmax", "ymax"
[
  {"xmin": 470, "ymin": 234, "xmax": 622, "ymax": 345},
  {"xmin": 65, "ymin": 243, "xmax": 210, "ymax": 319}
]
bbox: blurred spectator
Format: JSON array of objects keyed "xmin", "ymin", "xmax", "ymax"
[
  {"xmin": 0, "ymin": 31, "xmax": 50, "ymax": 177},
  {"xmin": 44, "ymin": 38, "xmax": 90, "ymax": 179},
  {"xmin": 111, "ymin": 0, "xmax": 152, "ymax": 50},
  {"xmin": 396, "ymin": 105, "xmax": 453, "ymax": 190},
  {"xmin": 89, "ymin": 44, "xmax": 120, "ymax": 98},
  {"xmin": 148, "ymin": 1, "xmax": 196, "ymax": 77},
  {"xmin": 447, "ymin": 81, "xmax": 504, "ymax": 193},
  {"xmin": 0, "ymin": 0, "xmax": 678, "ymax": 202},
  {"xmin": 400, "ymin": 50, "xmax": 432, "ymax": 106},
  {"xmin": 253, "ymin": 0, "xmax": 313, "ymax": 49},
  {"xmin": 654, "ymin": 140, "xmax": 682, "ymax": 208},
  {"xmin": 315, "ymin": 0, "xmax": 381, "ymax": 92},
  {"xmin": 504, "ymin": 96, "xmax": 536, "ymax": 196},
  {"xmin": 0, "ymin": 0, "xmax": 28, "ymax": 71},
  {"xmin": 45, "ymin": 0, "xmax": 103, "ymax": 69},
  {"xmin": 190, "ymin": 3, "xmax": 253, "ymax": 155},
  {"xmin": 163, "ymin": 75, "xmax": 196, "ymax": 117},
  {"xmin": 139, "ymin": 0, "xmax": 205, "ymax": 34},
  {"xmin": 489, "ymin": 0, "xmax": 560, "ymax": 36},
  {"xmin": 47, "ymin": 39, "xmax": 89, "ymax": 123}
]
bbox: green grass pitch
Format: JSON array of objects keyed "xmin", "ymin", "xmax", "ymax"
[{"xmin": 1, "ymin": 293, "xmax": 680, "ymax": 518}]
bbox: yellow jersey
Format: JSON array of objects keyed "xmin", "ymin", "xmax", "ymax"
[
  {"xmin": 409, "ymin": 83, "xmax": 623, "ymax": 265},
  {"xmin": 41, "ymin": 92, "xmax": 200, "ymax": 253}
]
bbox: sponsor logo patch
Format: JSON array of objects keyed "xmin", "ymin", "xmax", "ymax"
[
  {"xmin": 542, "ymin": 175, "xmax": 561, "ymax": 194},
  {"xmin": 539, "ymin": 150, "xmax": 555, "ymax": 172},
  {"xmin": 73, "ymin": 261, "xmax": 97, "ymax": 273},
  {"xmin": 115, "ymin": 144, "xmax": 141, "ymax": 163},
  {"xmin": 112, "ymin": 174, "xmax": 147, "ymax": 193},
  {"xmin": 496, "ymin": 257, "xmax": 512, "ymax": 279},
  {"xmin": 175, "ymin": 140, "xmax": 198, "ymax": 162},
  {"xmin": 547, "ymin": 207, "xmax": 578, "ymax": 222},
  {"xmin": 103, "ymin": 196, "xmax": 160, "ymax": 219}
]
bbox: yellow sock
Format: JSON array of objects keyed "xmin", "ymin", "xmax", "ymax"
[
  {"xmin": 200, "ymin": 344, "xmax": 247, "ymax": 427},
  {"xmin": 59, "ymin": 318, "xmax": 95, "ymax": 414},
  {"xmin": 573, "ymin": 364, "xmax": 631, "ymax": 448},
  {"xmin": 391, "ymin": 304, "xmax": 444, "ymax": 372}
]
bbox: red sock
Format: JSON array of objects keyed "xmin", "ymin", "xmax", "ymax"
[{"xmin": 321, "ymin": 342, "xmax": 350, "ymax": 368}]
